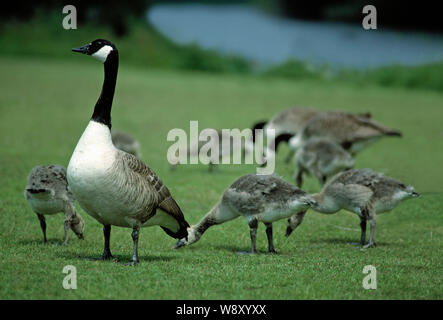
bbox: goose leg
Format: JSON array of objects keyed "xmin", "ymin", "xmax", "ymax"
[
  {"xmin": 359, "ymin": 218, "xmax": 367, "ymax": 246},
  {"xmin": 128, "ymin": 227, "xmax": 139, "ymax": 266},
  {"xmin": 102, "ymin": 225, "xmax": 113, "ymax": 260},
  {"xmin": 36, "ymin": 213, "xmax": 47, "ymax": 243},
  {"xmin": 265, "ymin": 223, "xmax": 276, "ymax": 254}
]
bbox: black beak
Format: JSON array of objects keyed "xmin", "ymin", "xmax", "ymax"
[
  {"xmin": 72, "ymin": 44, "xmax": 90, "ymax": 54},
  {"xmin": 412, "ymin": 191, "xmax": 420, "ymax": 197}
]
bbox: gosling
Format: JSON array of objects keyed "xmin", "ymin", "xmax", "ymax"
[
  {"xmin": 286, "ymin": 168, "xmax": 419, "ymax": 248},
  {"xmin": 24, "ymin": 165, "xmax": 85, "ymax": 245},
  {"xmin": 175, "ymin": 173, "xmax": 316, "ymax": 253},
  {"xmin": 294, "ymin": 138, "xmax": 355, "ymax": 187}
]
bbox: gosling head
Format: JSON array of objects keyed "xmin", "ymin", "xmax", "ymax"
[
  {"xmin": 72, "ymin": 39, "xmax": 117, "ymax": 63},
  {"xmin": 174, "ymin": 226, "xmax": 196, "ymax": 249},
  {"xmin": 70, "ymin": 215, "xmax": 85, "ymax": 240}
]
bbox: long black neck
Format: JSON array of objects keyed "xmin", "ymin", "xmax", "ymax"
[{"xmin": 92, "ymin": 50, "xmax": 118, "ymax": 129}]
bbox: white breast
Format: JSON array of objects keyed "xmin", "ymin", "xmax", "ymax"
[{"xmin": 67, "ymin": 121, "xmax": 121, "ymax": 224}]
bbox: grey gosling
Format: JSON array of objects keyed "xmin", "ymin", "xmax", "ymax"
[
  {"xmin": 24, "ymin": 164, "xmax": 85, "ymax": 245},
  {"xmin": 294, "ymin": 138, "xmax": 355, "ymax": 187},
  {"xmin": 286, "ymin": 168, "xmax": 419, "ymax": 248},
  {"xmin": 175, "ymin": 174, "xmax": 316, "ymax": 254},
  {"xmin": 111, "ymin": 130, "xmax": 141, "ymax": 158},
  {"xmin": 289, "ymin": 112, "xmax": 402, "ymax": 155},
  {"xmin": 67, "ymin": 39, "xmax": 189, "ymax": 265}
]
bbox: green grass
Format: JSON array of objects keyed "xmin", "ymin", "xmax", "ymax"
[{"xmin": 0, "ymin": 55, "xmax": 442, "ymax": 299}]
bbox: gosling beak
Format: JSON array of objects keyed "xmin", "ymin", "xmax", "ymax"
[
  {"xmin": 174, "ymin": 239, "xmax": 186, "ymax": 249},
  {"xmin": 72, "ymin": 44, "xmax": 90, "ymax": 54},
  {"xmin": 411, "ymin": 191, "xmax": 420, "ymax": 198},
  {"xmin": 77, "ymin": 234, "xmax": 84, "ymax": 240}
]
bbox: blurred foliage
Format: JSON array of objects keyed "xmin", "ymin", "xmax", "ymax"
[
  {"xmin": 1, "ymin": 0, "xmax": 150, "ymax": 37},
  {"xmin": 0, "ymin": 10, "xmax": 442, "ymax": 92},
  {"xmin": 0, "ymin": 10, "xmax": 252, "ymax": 74}
]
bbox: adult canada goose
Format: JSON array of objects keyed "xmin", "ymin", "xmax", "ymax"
[
  {"xmin": 175, "ymin": 174, "xmax": 316, "ymax": 254},
  {"xmin": 67, "ymin": 39, "xmax": 189, "ymax": 265},
  {"xmin": 294, "ymin": 138, "xmax": 355, "ymax": 187},
  {"xmin": 289, "ymin": 112, "xmax": 402, "ymax": 155},
  {"xmin": 286, "ymin": 168, "xmax": 419, "ymax": 248},
  {"xmin": 111, "ymin": 129, "xmax": 141, "ymax": 158},
  {"xmin": 24, "ymin": 165, "xmax": 85, "ymax": 244}
]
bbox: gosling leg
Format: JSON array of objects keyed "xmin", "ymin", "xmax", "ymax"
[
  {"xmin": 238, "ymin": 218, "xmax": 258, "ymax": 254},
  {"xmin": 265, "ymin": 223, "xmax": 276, "ymax": 254},
  {"xmin": 363, "ymin": 216, "xmax": 376, "ymax": 248},
  {"xmin": 36, "ymin": 213, "xmax": 47, "ymax": 244},
  {"xmin": 249, "ymin": 218, "xmax": 258, "ymax": 254},
  {"xmin": 285, "ymin": 149, "xmax": 294, "ymax": 163},
  {"xmin": 62, "ymin": 220, "xmax": 70, "ymax": 246},
  {"xmin": 295, "ymin": 169, "xmax": 304, "ymax": 188},
  {"xmin": 359, "ymin": 218, "xmax": 367, "ymax": 246}
]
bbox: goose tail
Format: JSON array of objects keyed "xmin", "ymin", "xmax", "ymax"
[{"xmin": 158, "ymin": 197, "xmax": 190, "ymax": 239}]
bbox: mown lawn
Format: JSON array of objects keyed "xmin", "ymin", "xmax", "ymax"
[{"xmin": 0, "ymin": 55, "xmax": 442, "ymax": 299}]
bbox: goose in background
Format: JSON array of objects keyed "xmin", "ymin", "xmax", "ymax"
[
  {"xmin": 111, "ymin": 130, "xmax": 141, "ymax": 158},
  {"xmin": 171, "ymin": 128, "xmax": 262, "ymax": 172},
  {"xmin": 289, "ymin": 112, "xmax": 402, "ymax": 156},
  {"xmin": 294, "ymin": 138, "xmax": 355, "ymax": 187},
  {"xmin": 286, "ymin": 168, "xmax": 419, "ymax": 248},
  {"xmin": 252, "ymin": 107, "xmax": 321, "ymax": 163},
  {"xmin": 24, "ymin": 164, "xmax": 85, "ymax": 244},
  {"xmin": 175, "ymin": 174, "xmax": 316, "ymax": 254},
  {"xmin": 67, "ymin": 39, "xmax": 189, "ymax": 265}
]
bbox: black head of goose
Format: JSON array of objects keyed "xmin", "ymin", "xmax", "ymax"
[{"xmin": 67, "ymin": 39, "xmax": 189, "ymax": 265}]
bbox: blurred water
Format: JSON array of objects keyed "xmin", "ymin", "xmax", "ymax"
[{"xmin": 148, "ymin": 4, "xmax": 443, "ymax": 69}]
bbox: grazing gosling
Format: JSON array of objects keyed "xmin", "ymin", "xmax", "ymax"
[
  {"xmin": 24, "ymin": 165, "xmax": 85, "ymax": 244},
  {"xmin": 286, "ymin": 168, "xmax": 419, "ymax": 248},
  {"xmin": 294, "ymin": 138, "xmax": 355, "ymax": 187},
  {"xmin": 289, "ymin": 112, "xmax": 402, "ymax": 155},
  {"xmin": 175, "ymin": 174, "xmax": 316, "ymax": 254},
  {"xmin": 111, "ymin": 130, "xmax": 141, "ymax": 158}
]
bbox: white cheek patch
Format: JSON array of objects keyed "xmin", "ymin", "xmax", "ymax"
[{"xmin": 92, "ymin": 45, "xmax": 113, "ymax": 62}]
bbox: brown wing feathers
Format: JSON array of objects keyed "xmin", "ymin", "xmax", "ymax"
[{"xmin": 120, "ymin": 151, "xmax": 189, "ymax": 238}]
